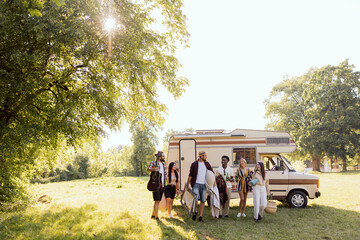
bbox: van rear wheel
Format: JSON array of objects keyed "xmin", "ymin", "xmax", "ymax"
[{"xmin": 287, "ymin": 191, "xmax": 307, "ymax": 208}]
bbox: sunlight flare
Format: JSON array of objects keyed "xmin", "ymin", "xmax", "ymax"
[{"xmin": 105, "ymin": 17, "xmax": 115, "ymax": 32}]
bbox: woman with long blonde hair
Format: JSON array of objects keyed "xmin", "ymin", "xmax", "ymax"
[{"xmin": 237, "ymin": 158, "xmax": 252, "ymax": 218}]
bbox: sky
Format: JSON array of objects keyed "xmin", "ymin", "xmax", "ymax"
[{"xmin": 101, "ymin": 0, "xmax": 360, "ymax": 151}]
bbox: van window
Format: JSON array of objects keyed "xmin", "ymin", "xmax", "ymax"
[
  {"xmin": 233, "ymin": 148, "xmax": 256, "ymax": 165},
  {"xmin": 264, "ymin": 156, "xmax": 281, "ymax": 171}
]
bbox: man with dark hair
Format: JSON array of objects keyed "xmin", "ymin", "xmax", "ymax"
[
  {"xmin": 215, "ymin": 155, "xmax": 234, "ymax": 217},
  {"xmin": 147, "ymin": 151, "xmax": 166, "ymax": 220},
  {"xmin": 186, "ymin": 151, "xmax": 214, "ymax": 222}
]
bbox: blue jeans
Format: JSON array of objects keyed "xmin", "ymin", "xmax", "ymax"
[{"xmin": 192, "ymin": 183, "xmax": 207, "ymax": 203}]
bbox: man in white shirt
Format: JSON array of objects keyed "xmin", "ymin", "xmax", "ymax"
[
  {"xmin": 215, "ymin": 155, "xmax": 234, "ymax": 217},
  {"xmin": 186, "ymin": 151, "xmax": 214, "ymax": 222}
]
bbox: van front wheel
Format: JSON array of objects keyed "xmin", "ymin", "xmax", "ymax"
[{"xmin": 287, "ymin": 191, "xmax": 307, "ymax": 208}]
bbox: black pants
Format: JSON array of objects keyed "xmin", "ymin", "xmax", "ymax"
[
  {"xmin": 152, "ymin": 188, "xmax": 164, "ymax": 201},
  {"xmin": 164, "ymin": 185, "xmax": 176, "ymax": 199}
]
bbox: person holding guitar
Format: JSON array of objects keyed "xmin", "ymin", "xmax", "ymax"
[{"xmin": 147, "ymin": 151, "xmax": 167, "ymax": 220}]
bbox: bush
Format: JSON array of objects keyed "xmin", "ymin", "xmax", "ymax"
[
  {"xmin": 0, "ymin": 176, "xmax": 30, "ymax": 211},
  {"xmin": 59, "ymin": 170, "xmax": 68, "ymax": 181},
  {"xmin": 50, "ymin": 175, "xmax": 61, "ymax": 182},
  {"xmin": 31, "ymin": 164, "xmax": 86, "ymax": 184}
]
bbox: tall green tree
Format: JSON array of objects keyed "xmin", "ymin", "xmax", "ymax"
[
  {"xmin": 130, "ymin": 122, "xmax": 158, "ymax": 176},
  {"xmin": 264, "ymin": 70, "xmax": 323, "ymax": 170},
  {"xmin": 265, "ymin": 60, "xmax": 360, "ymax": 171},
  {"xmin": 304, "ymin": 60, "xmax": 360, "ymax": 171},
  {"xmin": 0, "ymin": 0, "xmax": 189, "ymax": 203}
]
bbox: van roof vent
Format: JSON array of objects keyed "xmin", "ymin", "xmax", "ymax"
[{"xmin": 196, "ymin": 129, "xmax": 226, "ymax": 134}]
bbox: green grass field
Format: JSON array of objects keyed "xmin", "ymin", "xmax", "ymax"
[{"xmin": 1, "ymin": 172, "xmax": 359, "ymax": 240}]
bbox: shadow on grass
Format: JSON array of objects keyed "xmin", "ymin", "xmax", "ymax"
[
  {"xmin": 1, "ymin": 202, "xmax": 359, "ymax": 240},
  {"xmin": 169, "ymin": 203, "xmax": 360, "ymax": 240},
  {"xmin": 0, "ymin": 204, "xmax": 169, "ymax": 240}
]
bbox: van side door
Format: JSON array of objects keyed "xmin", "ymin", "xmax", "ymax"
[
  {"xmin": 264, "ymin": 156, "xmax": 289, "ymax": 201},
  {"xmin": 179, "ymin": 139, "xmax": 196, "ymax": 190}
]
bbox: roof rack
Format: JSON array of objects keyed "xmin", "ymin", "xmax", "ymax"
[{"xmin": 195, "ymin": 129, "xmax": 226, "ymax": 134}]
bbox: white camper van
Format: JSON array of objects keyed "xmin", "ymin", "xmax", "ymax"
[{"xmin": 167, "ymin": 129, "xmax": 321, "ymax": 208}]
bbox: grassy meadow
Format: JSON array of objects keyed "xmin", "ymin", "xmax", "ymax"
[{"xmin": 0, "ymin": 171, "xmax": 359, "ymax": 240}]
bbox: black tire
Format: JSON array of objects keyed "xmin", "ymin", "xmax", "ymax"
[{"xmin": 287, "ymin": 190, "xmax": 308, "ymax": 208}]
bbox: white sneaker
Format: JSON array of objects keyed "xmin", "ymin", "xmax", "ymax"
[
  {"xmin": 237, "ymin": 212, "xmax": 241, "ymax": 218},
  {"xmin": 168, "ymin": 213, "xmax": 173, "ymax": 218},
  {"xmin": 242, "ymin": 213, "xmax": 246, "ymax": 217}
]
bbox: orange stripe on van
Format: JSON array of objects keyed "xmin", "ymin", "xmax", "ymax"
[
  {"xmin": 169, "ymin": 140, "xmax": 266, "ymax": 146},
  {"xmin": 269, "ymin": 179, "xmax": 318, "ymax": 185}
]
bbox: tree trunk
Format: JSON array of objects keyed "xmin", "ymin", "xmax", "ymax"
[
  {"xmin": 311, "ymin": 154, "xmax": 321, "ymax": 171},
  {"xmin": 342, "ymin": 157, "xmax": 347, "ymax": 172},
  {"xmin": 334, "ymin": 158, "xmax": 339, "ymax": 169},
  {"xmin": 140, "ymin": 161, "xmax": 143, "ymax": 176},
  {"xmin": 330, "ymin": 158, "xmax": 333, "ymax": 171}
]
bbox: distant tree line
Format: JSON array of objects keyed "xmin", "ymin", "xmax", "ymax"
[
  {"xmin": 31, "ymin": 145, "xmax": 135, "ymax": 184},
  {"xmin": 31, "ymin": 127, "xmax": 196, "ymax": 184}
]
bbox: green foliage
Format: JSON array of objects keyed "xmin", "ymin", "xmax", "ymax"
[
  {"xmin": 304, "ymin": 60, "xmax": 360, "ymax": 171},
  {"xmin": 107, "ymin": 145, "xmax": 134, "ymax": 176},
  {"xmin": 31, "ymin": 142, "xmax": 136, "ymax": 183},
  {"xmin": 0, "ymin": 0, "xmax": 189, "ymax": 203},
  {"xmin": 90, "ymin": 144, "xmax": 135, "ymax": 177},
  {"xmin": 265, "ymin": 60, "xmax": 360, "ymax": 171},
  {"xmin": 130, "ymin": 128, "xmax": 157, "ymax": 176},
  {"xmin": 130, "ymin": 122, "xmax": 158, "ymax": 176},
  {"xmin": 74, "ymin": 154, "xmax": 90, "ymax": 178}
]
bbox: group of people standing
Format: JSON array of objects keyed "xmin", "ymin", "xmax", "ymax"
[{"xmin": 147, "ymin": 151, "xmax": 269, "ymax": 222}]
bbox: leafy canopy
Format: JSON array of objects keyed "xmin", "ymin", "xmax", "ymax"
[
  {"xmin": 265, "ymin": 60, "xmax": 360, "ymax": 171},
  {"xmin": 0, "ymin": 0, "xmax": 189, "ymax": 203}
]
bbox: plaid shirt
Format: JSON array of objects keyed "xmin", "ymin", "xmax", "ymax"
[{"xmin": 148, "ymin": 160, "xmax": 167, "ymax": 184}]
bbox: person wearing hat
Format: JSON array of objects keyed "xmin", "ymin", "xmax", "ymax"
[
  {"xmin": 186, "ymin": 151, "xmax": 215, "ymax": 222},
  {"xmin": 147, "ymin": 151, "xmax": 167, "ymax": 220}
]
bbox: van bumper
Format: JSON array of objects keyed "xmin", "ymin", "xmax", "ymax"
[{"xmin": 315, "ymin": 191, "xmax": 321, "ymax": 198}]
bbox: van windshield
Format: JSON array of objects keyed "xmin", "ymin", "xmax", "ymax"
[{"xmin": 279, "ymin": 155, "xmax": 295, "ymax": 171}]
